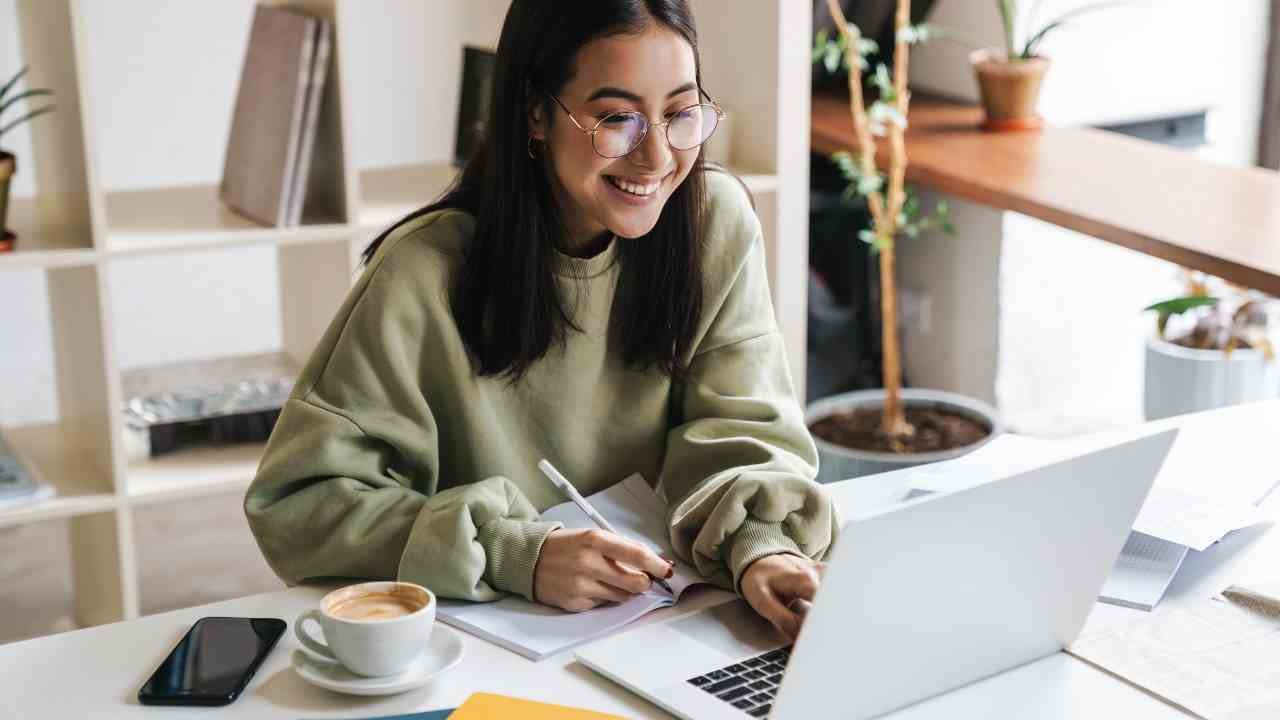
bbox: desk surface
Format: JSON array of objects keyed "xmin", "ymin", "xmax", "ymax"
[
  {"xmin": 5, "ymin": 400, "xmax": 1280, "ymax": 718},
  {"xmin": 811, "ymin": 92, "xmax": 1280, "ymax": 296}
]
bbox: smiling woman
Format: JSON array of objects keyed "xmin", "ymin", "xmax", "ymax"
[{"xmin": 244, "ymin": 0, "xmax": 838, "ymax": 641}]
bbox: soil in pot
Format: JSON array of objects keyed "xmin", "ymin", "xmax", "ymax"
[{"xmin": 809, "ymin": 405, "xmax": 990, "ymax": 454}]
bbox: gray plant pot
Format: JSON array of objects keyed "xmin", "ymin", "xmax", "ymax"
[
  {"xmin": 1144, "ymin": 336, "xmax": 1278, "ymax": 421},
  {"xmin": 806, "ymin": 388, "xmax": 1004, "ymax": 483}
]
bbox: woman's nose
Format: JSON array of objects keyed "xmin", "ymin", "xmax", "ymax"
[{"xmin": 628, "ymin": 121, "xmax": 673, "ymax": 170}]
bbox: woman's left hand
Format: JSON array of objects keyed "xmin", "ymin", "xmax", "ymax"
[{"xmin": 740, "ymin": 553, "xmax": 825, "ymax": 641}]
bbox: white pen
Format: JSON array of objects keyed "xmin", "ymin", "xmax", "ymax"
[{"xmin": 537, "ymin": 459, "xmax": 675, "ymax": 595}]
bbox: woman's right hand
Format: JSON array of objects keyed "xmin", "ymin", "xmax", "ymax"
[{"xmin": 533, "ymin": 528, "xmax": 675, "ymax": 612}]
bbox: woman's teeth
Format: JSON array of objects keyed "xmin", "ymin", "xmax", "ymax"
[{"xmin": 607, "ymin": 176, "xmax": 661, "ymax": 196}]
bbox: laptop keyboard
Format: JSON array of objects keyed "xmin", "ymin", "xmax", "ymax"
[{"xmin": 685, "ymin": 646, "xmax": 791, "ymax": 717}]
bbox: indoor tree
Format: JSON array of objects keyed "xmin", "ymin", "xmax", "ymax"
[{"xmin": 817, "ymin": 0, "xmax": 953, "ymax": 450}]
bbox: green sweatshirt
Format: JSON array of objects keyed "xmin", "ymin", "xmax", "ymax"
[{"xmin": 244, "ymin": 171, "xmax": 838, "ymax": 604}]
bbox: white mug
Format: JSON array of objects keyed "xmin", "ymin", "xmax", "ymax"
[{"xmin": 295, "ymin": 581, "xmax": 436, "ymax": 677}]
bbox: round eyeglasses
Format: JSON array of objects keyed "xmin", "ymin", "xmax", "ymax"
[{"xmin": 548, "ymin": 93, "xmax": 726, "ymax": 159}]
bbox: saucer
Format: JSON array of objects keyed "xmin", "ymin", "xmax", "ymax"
[{"xmin": 291, "ymin": 625, "xmax": 464, "ymax": 696}]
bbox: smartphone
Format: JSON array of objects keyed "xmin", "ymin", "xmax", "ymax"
[{"xmin": 138, "ymin": 616, "xmax": 287, "ymax": 706}]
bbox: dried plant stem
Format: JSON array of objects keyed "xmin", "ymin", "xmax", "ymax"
[
  {"xmin": 823, "ymin": 0, "xmax": 885, "ymax": 228},
  {"xmin": 824, "ymin": 0, "xmax": 914, "ymax": 442}
]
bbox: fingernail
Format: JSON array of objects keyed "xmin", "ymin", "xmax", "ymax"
[{"xmin": 665, "ymin": 565, "xmax": 675, "ymax": 579}]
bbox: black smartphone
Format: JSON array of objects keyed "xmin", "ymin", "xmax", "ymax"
[{"xmin": 138, "ymin": 616, "xmax": 287, "ymax": 706}]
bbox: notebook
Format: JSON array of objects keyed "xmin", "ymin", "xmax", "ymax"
[
  {"xmin": 221, "ymin": 5, "xmax": 323, "ymax": 227},
  {"xmin": 437, "ymin": 473, "xmax": 718, "ymax": 661},
  {"xmin": 449, "ymin": 692, "xmax": 625, "ymax": 719}
]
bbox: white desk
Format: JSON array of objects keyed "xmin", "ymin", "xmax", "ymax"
[{"xmin": 5, "ymin": 400, "xmax": 1279, "ymax": 719}]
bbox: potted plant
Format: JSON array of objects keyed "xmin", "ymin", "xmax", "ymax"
[
  {"xmin": 0, "ymin": 66, "xmax": 56, "ymax": 252},
  {"xmin": 808, "ymin": 0, "xmax": 1003, "ymax": 482},
  {"xmin": 971, "ymin": 1, "xmax": 1127, "ymax": 130},
  {"xmin": 1143, "ymin": 273, "xmax": 1278, "ymax": 421}
]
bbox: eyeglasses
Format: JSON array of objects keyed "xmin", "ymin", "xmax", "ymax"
[{"xmin": 547, "ymin": 92, "xmax": 726, "ymax": 159}]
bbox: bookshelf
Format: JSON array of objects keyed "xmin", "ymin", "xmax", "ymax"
[{"xmin": 0, "ymin": 0, "xmax": 810, "ymax": 629}]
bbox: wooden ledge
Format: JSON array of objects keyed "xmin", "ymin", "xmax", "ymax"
[{"xmin": 812, "ymin": 92, "xmax": 1280, "ymax": 296}]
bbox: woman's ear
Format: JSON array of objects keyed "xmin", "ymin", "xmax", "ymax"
[{"xmin": 528, "ymin": 99, "xmax": 547, "ymax": 141}]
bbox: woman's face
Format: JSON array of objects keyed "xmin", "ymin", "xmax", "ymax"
[{"xmin": 532, "ymin": 24, "xmax": 701, "ymax": 252}]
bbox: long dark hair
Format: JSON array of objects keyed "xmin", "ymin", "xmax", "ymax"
[{"xmin": 360, "ymin": 0, "xmax": 708, "ymax": 382}]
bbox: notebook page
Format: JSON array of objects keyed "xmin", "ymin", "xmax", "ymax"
[
  {"xmin": 437, "ymin": 473, "xmax": 706, "ymax": 660},
  {"xmin": 1097, "ymin": 531, "xmax": 1189, "ymax": 611},
  {"xmin": 540, "ymin": 473, "xmax": 704, "ymax": 598}
]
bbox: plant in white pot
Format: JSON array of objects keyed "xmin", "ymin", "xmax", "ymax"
[
  {"xmin": 1143, "ymin": 274, "xmax": 1278, "ymax": 421},
  {"xmin": 971, "ymin": 1, "xmax": 1128, "ymax": 131},
  {"xmin": 808, "ymin": 0, "xmax": 1003, "ymax": 482},
  {"xmin": 0, "ymin": 66, "xmax": 56, "ymax": 252}
]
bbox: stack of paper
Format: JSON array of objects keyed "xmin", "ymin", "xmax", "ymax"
[{"xmin": 1098, "ymin": 488, "xmax": 1269, "ymax": 611}]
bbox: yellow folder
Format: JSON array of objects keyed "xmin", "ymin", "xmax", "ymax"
[{"xmin": 449, "ymin": 692, "xmax": 628, "ymax": 719}]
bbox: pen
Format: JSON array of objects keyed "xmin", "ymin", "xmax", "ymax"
[{"xmin": 537, "ymin": 459, "xmax": 676, "ymax": 596}]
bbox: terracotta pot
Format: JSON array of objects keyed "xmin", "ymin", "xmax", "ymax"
[
  {"xmin": 970, "ymin": 48, "xmax": 1050, "ymax": 131},
  {"xmin": 0, "ymin": 151, "xmax": 13, "ymax": 251}
]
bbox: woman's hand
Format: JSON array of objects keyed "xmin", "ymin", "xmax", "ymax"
[
  {"xmin": 741, "ymin": 553, "xmax": 826, "ymax": 641},
  {"xmin": 534, "ymin": 528, "xmax": 674, "ymax": 612}
]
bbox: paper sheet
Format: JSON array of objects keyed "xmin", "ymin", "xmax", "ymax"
[
  {"xmin": 1098, "ymin": 532, "xmax": 1190, "ymax": 611},
  {"xmin": 437, "ymin": 474, "xmax": 708, "ymax": 661},
  {"xmin": 1069, "ymin": 592, "xmax": 1280, "ymax": 719},
  {"xmin": 1131, "ymin": 489, "xmax": 1269, "ymax": 552}
]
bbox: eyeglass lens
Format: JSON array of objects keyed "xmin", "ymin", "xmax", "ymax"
[{"xmin": 594, "ymin": 104, "xmax": 720, "ymax": 158}]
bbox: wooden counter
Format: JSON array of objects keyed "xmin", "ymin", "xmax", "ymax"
[{"xmin": 811, "ymin": 92, "xmax": 1280, "ymax": 295}]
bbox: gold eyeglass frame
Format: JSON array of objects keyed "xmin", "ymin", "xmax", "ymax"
[{"xmin": 546, "ymin": 90, "xmax": 727, "ymax": 159}]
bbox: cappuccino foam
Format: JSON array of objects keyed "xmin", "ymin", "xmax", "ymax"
[{"xmin": 329, "ymin": 592, "xmax": 423, "ymax": 621}]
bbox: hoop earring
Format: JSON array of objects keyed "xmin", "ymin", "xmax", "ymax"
[{"xmin": 527, "ymin": 137, "xmax": 538, "ymax": 159}]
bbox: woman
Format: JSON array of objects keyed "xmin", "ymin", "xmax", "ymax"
[{"xmin": 245, "ymin": 0, "xmax": 837, "ymax": 640}]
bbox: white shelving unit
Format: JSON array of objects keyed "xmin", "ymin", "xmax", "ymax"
[{"xmin": 1, "ymin": 0, "xmax": 810, "ymax": 629}]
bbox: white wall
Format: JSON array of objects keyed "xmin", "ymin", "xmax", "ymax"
[{"xmin": 900, "ymin": 0, "xmax": 1273, "ymax": 434}]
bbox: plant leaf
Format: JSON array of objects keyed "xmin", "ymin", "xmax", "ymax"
[
  {"xmin": 999, "ymin": 0, "xmax": 1018, "ymax": 58},
  {"xmin": 1024, "ymin": 1, "xmax": 1131, "ymax": 57},
  {"xmin": 0, "ymin": 65, "xmax": 29, "ymax": 105},
  {"xmin": 0, "ymin": 105, "xmax": 55, "ymax": 141},
  {"xmin": 0, "ymin": 88, "xmax": 54, "ymax": 119},
  {"xmin": 1143, "ymin": 296, "xmax": 1219, "ymax": 316}
]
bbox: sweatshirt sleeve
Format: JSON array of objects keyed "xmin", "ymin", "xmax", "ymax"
[
  {"xmin": 660, "ymin": 186, "xmax": 840, "ymax": 593},
  {"xmin": 244, "ymin": 215, "xmax": 561, "ymax": 602}
]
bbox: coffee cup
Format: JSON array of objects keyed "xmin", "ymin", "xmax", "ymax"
[{"xmin": 295, "ymin": 581, "xmax": 435, "ymax": 677}]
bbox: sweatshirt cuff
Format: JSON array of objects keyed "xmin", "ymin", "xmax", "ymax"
[
  {"xmin": 476, "ymin": 518, "xmax": 563, "ymax": 601},
  {"xmin": 725, "ymin": 517, "xmax": 805, "ymax": 594}
]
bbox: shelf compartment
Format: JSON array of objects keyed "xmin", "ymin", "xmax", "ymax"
[
  {"xmin": 0, "ymin": 423, "xmax": 116, "ymax": 529},
  {"xmin": 0, "ymin": 197, "xmax": 96, "ymax": 270},
  {"xmin": 103, "ymin": 184, "xmax": 352, "ymax": 254},
  {"xmin": 357, "ymin": 163, "xmax": 460, "ymax": 231},
  {"xmin": 125, "ymin": 440, "xmax": 263, "ymax": 506}
]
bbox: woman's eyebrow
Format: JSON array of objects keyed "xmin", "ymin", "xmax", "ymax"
[{"xmin": 585, "ymin": 81, "xmax": 698, "ymax": 103}]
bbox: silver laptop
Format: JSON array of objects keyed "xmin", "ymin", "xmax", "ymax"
[{"xmin": 576, "ymin": 429, "xmax": 1178, "ymax": 719}]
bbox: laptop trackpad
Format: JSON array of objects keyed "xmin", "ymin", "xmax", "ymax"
[{"xmin": 671, "ymin": 599, "xmax": 782, "ymax": 659}]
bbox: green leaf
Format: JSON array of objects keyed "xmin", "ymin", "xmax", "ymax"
[
  {"xmin": 824, "ymin": 46, "xmax": 841, "ymax": 74},
  {"xmin": 1023, "ymin": 1, "xmax": 1130, "ymax": 57},
  {"xmin": 941, "ymin": 219, "xmax": 956, "ymax": 235},
  {"xmin": 999, "ymin": 0, "xmax": 1018, "ymax": 58},
  {"xmin": 872, "ymin": 64, "xmax": 895, "ymax": 101},
  {"xmin": 0, "ymin": 88, "xmax": 53, "ymax": 119},
  {"xmin": 0, "ymin": 104, "xmax": 55, "ymax": 141},
  {"xmin": 1143, "ymin": 296, "xmax": 1219, "ymax": 316},
  {"xmin": 0, "ymin": 65, "xmax": 29, "ymax": 105}
]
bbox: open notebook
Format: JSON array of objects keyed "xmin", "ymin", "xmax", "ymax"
[{"xmin": 437, "ymin": 473, "xmax": 715, "ymax": 660}]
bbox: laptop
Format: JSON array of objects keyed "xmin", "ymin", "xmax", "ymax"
[{"xmin": 575, "ymin": 429, "xmax": 1178, "ymax": 719}]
